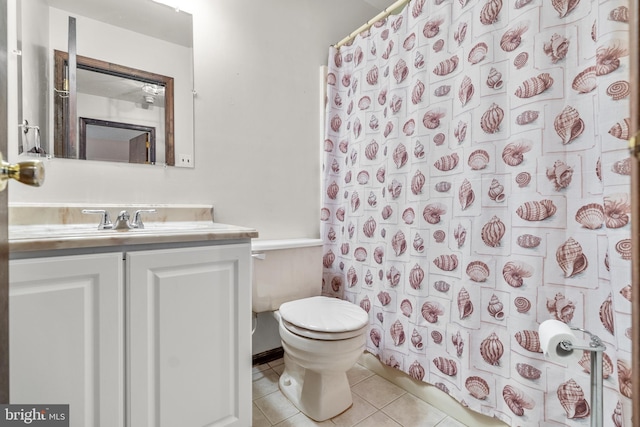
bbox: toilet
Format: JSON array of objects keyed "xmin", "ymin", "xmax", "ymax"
[{"xmin": 252, "ymin": 239, "xmax": 369, "ymax": 421}]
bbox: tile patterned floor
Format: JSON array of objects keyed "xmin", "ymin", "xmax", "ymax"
[{"xmin": 252, "ymin": 358, "xmax": 469, "ymax": 427}]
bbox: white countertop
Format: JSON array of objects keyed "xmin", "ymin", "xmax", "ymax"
[
  {"xmin": 10, "ymin": 221, "xmax": 259, "ymax": 252},
  {"xmin": 8, "ymin": 204, "xmax": 259, "ymax": 252}
]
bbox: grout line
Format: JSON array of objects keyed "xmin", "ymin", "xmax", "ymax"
[
  {"xmin": 377, "ymin": 390, "xmax": 408, "ymax": 411},
  {"xmin": 253, "ymin": 401, "xmax": 273, "ymax": 427},
  {"xmin": 253, "ymin": 366, "xmax": 463, "ymax": 427}
]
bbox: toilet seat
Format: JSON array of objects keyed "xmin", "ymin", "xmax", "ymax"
[
  {"xmin": 282, "ymin": 319, "xmax": 367, "ymax": 340},
  {"xmin": 279, "ymin": 296, "xmax": 369, "ymax": 340}
]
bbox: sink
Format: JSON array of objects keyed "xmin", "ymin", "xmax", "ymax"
[
  {"xmin": 9, "ymin": 221, "xmax": 227, "ymax": 240},
  {"xmin": 138, "ymin": 221, "xmax": 223, "ymax": 231},
  {"xmin": 8, "ymin": 205, "xmax": 258, "ymax": 251}
]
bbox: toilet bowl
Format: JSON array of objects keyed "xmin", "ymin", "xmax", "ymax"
[
  {"xmin": 251, "ymin": 240, "xmax": 369, "ymax": 421},
  {"xmin": 276, "ymin": 296, "xmax": 368, "ymax": 421}
]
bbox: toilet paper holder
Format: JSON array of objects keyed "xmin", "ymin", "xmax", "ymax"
[
  {"xmin": 558, "ymin": 326, "xmax": 606, "ymax": 427},
  {"xmin": 557, "ymin": 326, "xmax": 605, "ymax": 353}
]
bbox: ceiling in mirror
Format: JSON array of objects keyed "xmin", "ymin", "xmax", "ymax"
[{"xmin": 76, "ymin": 69, "xmax": 167, "ymax": 105}]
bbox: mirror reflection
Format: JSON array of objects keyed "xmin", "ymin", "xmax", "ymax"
[
  {"xmin": 18, "ymin": 0, "xmax": 194, "ymax": 167},
  {"xmin": 54, "ymin": 49, "xmax": 174, "ymax": 165},
  {"xmin": 80, "ymin": 118, "xmax": 156, "ymax": 164}
]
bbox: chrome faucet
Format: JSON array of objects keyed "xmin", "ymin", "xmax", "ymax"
[
  {"xmin": 83, "ymin": 209, "xmax": 156, "ymax": 230},
  {"xmin": 131, "ymin": 209, "xmax": 156, "ymax": 229},
  {"xmin": 114, "ymin": 209, "xmax": 157, "ymax": 229},
  {"xmin": 113, "ymin": 210, "xmax": 132, "ymax": 230},
  {"xmin": 82, "ymin": 209, "xmax": 113, "ymax": 229}
]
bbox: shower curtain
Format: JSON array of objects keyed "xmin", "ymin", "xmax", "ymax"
[{"xmin": 320, "ymin": 0, "xmax": 632, "ymax": 425}]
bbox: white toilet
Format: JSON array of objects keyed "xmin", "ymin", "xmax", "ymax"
[{"xmin": 252, "ymin": 239, "xmax": 369, "ymax": 421}]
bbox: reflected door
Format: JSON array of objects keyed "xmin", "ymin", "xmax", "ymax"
[{"xmin": 129, "ymin": 132, "xmax": 150, "ymax": 164}]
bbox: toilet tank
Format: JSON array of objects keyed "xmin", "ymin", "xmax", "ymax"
[{"xmin": 252, "ymin": 239, "xmax": 323, "ymax": 313}]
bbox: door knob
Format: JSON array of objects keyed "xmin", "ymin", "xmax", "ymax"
[{"xmin": 0, "ymin": 152, "xmax": 45, "ymax": 191}]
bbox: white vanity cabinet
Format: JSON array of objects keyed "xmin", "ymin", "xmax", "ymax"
[
  {"xmin": 9, "ymin": 253, "xmax": 125, "ymax": 426},
  {"xmin": 9, "ymin": 242, "xmax": 252, "ymax": 427},
  {"xmin": 127, "ymin": 244, "xmax": 251, "ymax": 427}
]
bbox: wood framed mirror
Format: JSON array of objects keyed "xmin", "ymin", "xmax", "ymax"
[
  {"xmin": 79, "ymin": 117, "xmax": 156, "ymax": 164},
  {"xmin": 54, "ymin": 49, "xmax": 175, "ymax": 165}
]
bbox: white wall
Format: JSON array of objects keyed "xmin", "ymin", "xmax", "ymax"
[{"xmin": 10, "ymin": 0, "xmax": 378, "ymax": 240}]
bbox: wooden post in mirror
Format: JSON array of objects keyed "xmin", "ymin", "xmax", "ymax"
[{"xmin": 53, "ymin": 50, "xmax": 175, "ymax": 166}]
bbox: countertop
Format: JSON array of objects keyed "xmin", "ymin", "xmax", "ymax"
[
  {"xmin": 8, "ymin": 204, "xmax": 259, "ymax": 253},
  {"xmin": 10, "ymin": 221, "xmax": 259, "ymax": 252}
]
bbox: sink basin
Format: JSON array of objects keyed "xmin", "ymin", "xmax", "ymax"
[
  {"xmin": 138, "ymin": 221, "xmax": 223, "ymax": 231},
  {"xmin": 9, "ymin": 221, "xmax": 228, "ymax": 240},
  {"xmin": 8, "ymin": 205, "xmax": 259, "ymax": 252}
]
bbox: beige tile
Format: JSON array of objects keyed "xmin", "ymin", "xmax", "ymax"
[
  {"xmin": 253, "ymin": 367, "xmax": 277, "ymax": 381},
  {"xmin": 268, "ymin": 357, "xmax": 284, "ymax": 368},
  {"xmin": 346, "ymin": 363, "xmax": 375, "ymax": 386},
  {"xmin": 254, "ymin": 391, "xmax": 300, "ymax": 425},
  {"xmin": 351, "ymin": 375, "xmax": 406, "ymax": 409},
  {"xmin": 252, "ymin": 402, "xmax": 272, "ymax": 427},
  {"xmin": 354, "ymin": 411, "xmax": 402, "ymax": 427},
  {"xmin": 381, "ymin": 393, "xmax": 447, "ymax": 427},
  {"xmin": 435, "ymin": 417, "xmax": 469, "ymax": 427},
  {"xmin": 253, "ymin": 363, "xmax": 272, "ymax": 375},
  {"xmin": 272, "ymin": 363, "xmax": 286, "ymax": 376},
  {"xmin": 274, "ymin": 412, "xmax": 333, "ymax": 427},
  {"xmin": 330, "ymin": 393, "xmax": 378, "ymax": 427},
  {"xmin": 253, "ymin": 369, "xmax": 281, "ymax": 400}
]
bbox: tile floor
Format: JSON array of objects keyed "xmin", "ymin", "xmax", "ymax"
[{"xmin": 252, "ymin": 358, "xmax": 469, "ymax": 427}]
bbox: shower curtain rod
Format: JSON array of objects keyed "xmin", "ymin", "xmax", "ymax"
[{"xmin": 333, "ymin": 0, "xmax": 411, "ymax": 49}]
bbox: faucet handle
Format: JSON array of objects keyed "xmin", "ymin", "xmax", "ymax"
[
  {"xmin": 132, "ymin": 209, "xmax": 157, "ymax": 229},
  {"xmin": 82, "ymin": 209, "xmax": 113, "ymax": 229}
]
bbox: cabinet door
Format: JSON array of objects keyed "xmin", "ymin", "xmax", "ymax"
[
  {"xmin": 127, "ymin": 243, "xmax": 251, "ymax": 427},
  {"xmin": 10, "ymin": 253, "xmax": 124, "ymax": 427}
]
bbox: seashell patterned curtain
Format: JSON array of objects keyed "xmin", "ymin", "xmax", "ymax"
[{"xmin": 320, "ymin": 0, "xmax": 632, "ymax": 425}]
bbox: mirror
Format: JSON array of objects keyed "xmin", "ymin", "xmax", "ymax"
[
  {"xmin": 54, "ymin": 49, "xmax": 174, "ymax": 164},
  {"xmin": 80, "ymin": 118, "xmax": 156, "ymax": 164},
  {"xmin": 18, "ymin": 0, "xmax": 194, "ymax": 167}
]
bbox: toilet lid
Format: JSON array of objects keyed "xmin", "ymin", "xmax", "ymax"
[{"xmin": 279, "ymin": 296, "xmax": 369, "ymax": 337}]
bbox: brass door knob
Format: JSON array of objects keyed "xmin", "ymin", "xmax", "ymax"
[{"xmin": 0, "ymin": 152, "xmax": 45, "ymax": 191}]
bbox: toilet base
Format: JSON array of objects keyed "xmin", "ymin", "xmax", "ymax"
[{"xmin": 279, "ymin": 358, "xmax": 353, "ymax": 422}]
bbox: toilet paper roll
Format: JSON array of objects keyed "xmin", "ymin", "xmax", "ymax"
[{"xmin": 539, "ymin": 319, "xmax": 580, "ymax": 363}]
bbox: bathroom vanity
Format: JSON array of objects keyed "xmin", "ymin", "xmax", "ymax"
[{"xmin": 8, "ymin": 206, "xmax": 258, "ymax": 427}]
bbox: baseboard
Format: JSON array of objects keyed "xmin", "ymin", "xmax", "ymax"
[{"xmin": 252, "ymin": 347, "xmax": 284, "ymax": 366}]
